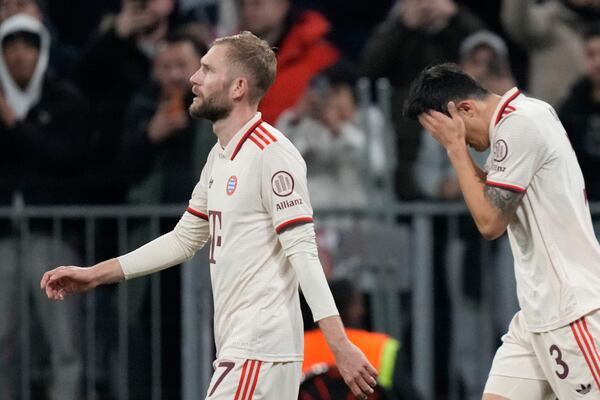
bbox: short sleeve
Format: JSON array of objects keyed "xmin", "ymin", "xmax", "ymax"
[
  {"xmin": 261, "ymin": 144, "xmax": 314, "ymax": 233},
  {"xmin": 185, "ymin": 161, "xmax": 210, "ymax": 221},
  {"xmin": 485, "ymin": 114, "xmax": 548, "ymax": 192}
]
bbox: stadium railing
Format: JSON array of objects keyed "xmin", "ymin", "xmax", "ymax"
[
  {"xmin": 6, "ymin": 78, "xmax": 598, "ymax": 400},
  {"xmin": 8, "ymin": 202, "xmax": 598, "ymax": 400}
]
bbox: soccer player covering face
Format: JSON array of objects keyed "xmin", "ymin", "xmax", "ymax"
[
  {"xmin": 40, "ymin": 32, "xmax": 377, "ymax": 400},
  {"xmin": 404, "ymin": 63, "xmax": 600, "ymax": 400}
]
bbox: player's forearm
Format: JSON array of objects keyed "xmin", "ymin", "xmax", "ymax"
[
  {"xmin": 318, "ymin": 315, "xmax": 353, "ymax": 355},
  {"xmin": 90, "ymin": 258, "xmax": 125, "ymax": 286},
  {"xmin": 447, "ymin": 144, "xmax": 505, "ymax": 239},
  {"xmin": 281, "ymin": 224, "xmax": 339, "ymax": 321},
  {"xmin": 118, "ymin": 230, "xmax": 198, "ymax": 279},
  {"xmin": 117, "ymin": 211, "xmax": 210, "ymax": 279}
]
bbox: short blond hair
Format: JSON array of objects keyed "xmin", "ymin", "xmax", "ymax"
[{"xmin": 213, "ymin": 31, "xmax": 277, "ymax": 104}]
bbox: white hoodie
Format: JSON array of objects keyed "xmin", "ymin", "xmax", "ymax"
[{"xmin": 0, "ymin": 13, "xmax": 49, "ymax": 120}]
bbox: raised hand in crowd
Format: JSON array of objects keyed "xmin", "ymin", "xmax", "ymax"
[
  {"xmin": 115, "ymin": 0, "xmax": 161, "ymax": 39},
  {"xmin": 147, "ymin": 89, "xmax": 188, "ymax": 143},
  {"xmin": 395, "ymin": 0, "xmax": 457, "ymax": 32}
]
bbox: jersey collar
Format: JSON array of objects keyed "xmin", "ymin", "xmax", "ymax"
[
  {"xmin": 489, "ymin": 87, "xmax": 522, "ymax": 139},
  {"xmin": 221, "ymin": 112, "xmax": 263, "ymax": 161}
]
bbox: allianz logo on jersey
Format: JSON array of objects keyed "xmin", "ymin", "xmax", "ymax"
[{"xmin": 276, "ymin": 198, "xmax": 303, "ymax": 211}]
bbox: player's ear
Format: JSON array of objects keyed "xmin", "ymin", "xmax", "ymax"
[
  {"xmin": 230, "ymin": 77, "xmax": 249, "ymax": 101},
  {"xmin": 456, "ymin": 100, "xmax": 476, "ymax": 118}
]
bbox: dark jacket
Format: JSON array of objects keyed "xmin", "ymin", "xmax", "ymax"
[
  {"xmin": 77, "ymin": 26, "xmax": 153, "ymax": 202},
  {"xmin": 119, "ymin": 83, "xmax": 215, "ymax": 204},
  {"xmin": 0, "ymin": 74, "xmax": 89, "ymax": 205},
  {"xmin": 361, "ymin": 7, "xmax": 483, "ymax": 199},
  {"xmin": 559, "ymin": 78, "xmax": 600, "ymax": 200}
]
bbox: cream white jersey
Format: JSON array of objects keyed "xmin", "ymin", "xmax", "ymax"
[
  {"xmin": 484, "ymin": 87, "xmax": 600, "ymax": 332},
  {"xmin": 186, "ymin": 113, "xmax": 313, "ymax": 361}
]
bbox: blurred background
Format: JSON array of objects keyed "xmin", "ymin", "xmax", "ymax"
[{"xmin": 2, "ymin": 0, "xmax": 600, "ymax": 399}]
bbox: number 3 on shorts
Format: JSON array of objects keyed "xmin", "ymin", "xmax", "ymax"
[{"xmin": 550, "ymin": 344, "xmax": 570, "ymax": 379}]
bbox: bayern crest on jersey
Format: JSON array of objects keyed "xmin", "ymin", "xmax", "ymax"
[{"xmin": 226, "ymin": 176, "xmax": 238, "ymax": 196}]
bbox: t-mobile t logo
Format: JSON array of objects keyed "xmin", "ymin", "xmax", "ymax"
[{"xmin": 208, "ymin": 210, "xmax": 222, "ymax": 264}]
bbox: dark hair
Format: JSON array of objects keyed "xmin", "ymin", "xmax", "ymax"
[
  {"xmin": 309, "ymin": 59, "xmax": 359, "ymax": 101},
  {"xmin": 403, "ymin": 63, "xmax": 489, "ymax": 120},
  {"xmin": 165, "ymin": 29, "xmax": 207, "ymax": 58},
  {"xmin": 583, "ymin": 22, "xmax": 600, "ymax": 41},
  {"xmin": 2, "ymin": 31, "xmax": 40, "ymax": 50},
  {"xmin": 318, "ymin": 59, "xmax": 360, "ymax": 88}
]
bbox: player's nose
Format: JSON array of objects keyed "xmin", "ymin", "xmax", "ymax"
[{"xmin": 189, "ymin": 69, "xmax": 202, "ymax": 86}]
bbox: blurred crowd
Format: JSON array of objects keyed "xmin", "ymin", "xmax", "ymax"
[
  {"xmin": 3, "ymin": 0, "xmax": 600, "ymax": 399},
  {"xmin": 0, "ymin": 0, "xmax": 596, "ymax": 205},
  {"xmin": 0, "ymin": 0, "xmax": 596, "ymax": 207}
]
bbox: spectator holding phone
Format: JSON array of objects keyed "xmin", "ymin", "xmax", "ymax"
[
  {"xmin": 77, "ymin": 0, "xmax": 184, "ymax": 203},
  {"xmin": 120, "ymin": 30, "xmax": 212, "ymax": 204}
]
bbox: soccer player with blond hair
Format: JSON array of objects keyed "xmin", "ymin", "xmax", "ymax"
[{"xmin": 41, "ymin": 32, "xmax": 377, "ymax": 400}]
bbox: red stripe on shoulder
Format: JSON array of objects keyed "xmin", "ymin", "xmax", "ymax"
[
  {"xmin": 495, "ymin": 90, "xmax": 521, "ymax": 126},
  {"xmin": 276, "ymin": 217, "xmax": 314, "ymax": 234},
  {"xmin": 231, "ymin": 119, "xmax": 263, "ymax": 160},
  {"xmin": 252, "ymin": 129, "xmax": 271, "ymax": 146},
  {"xmin": 485, "ymin": 180, "xmax": 526, "ymax": 193},
  {"xmin": 248, "ymin": 134, "xmax": 265, "ymax": 150},
  {"xmin": 186, "ymin": 206, "xmax": 208, "ymax": 220},
  {"xmin": 258, "ymin": 124, "xmax": 277, "ymax": 142}
]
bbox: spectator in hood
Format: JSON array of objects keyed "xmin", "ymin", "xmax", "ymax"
[
  {"xmin": 240, "ymin": 0, "xmax": 341, "ymax": 124},
  {"xmin": 0, "ymin": 13, "xmax": 87, "ymax": 400},
  {"xmin": 0, "ymin": 0, "xmax": 83, "ymax": 79}
]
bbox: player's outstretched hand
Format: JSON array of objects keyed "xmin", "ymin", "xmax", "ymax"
[
  {"xmin": 335, "ymin": 341, "xmax": 379, "ymax": 400},
  {"xmin": 40, "ymin": 266, "xmax": 97, "ymax": 301}
]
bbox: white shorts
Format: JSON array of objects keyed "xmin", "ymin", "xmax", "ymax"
[
  {"xmin": 205, "ymin": 358, "xmax": 301, "ymax": 400},
  {"xmin": 484, "ymin": 310, "xmax": 600, "ymax": 399}
]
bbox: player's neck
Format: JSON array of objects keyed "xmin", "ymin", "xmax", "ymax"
[
  {"xmin": 484, "ymin": 94, "xmax": 503, "ymax": 127},
  {"xmin": 213, "ymin": 105, "xmax": 259, "ymax": 148}
]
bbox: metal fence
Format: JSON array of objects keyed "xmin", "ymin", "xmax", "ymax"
[
  {"xmin": 7, "ymin": 201, "xmax": 598, "ymax": 400},
  {"xmin": 5, "ymin": 74, "xmax": 598, "ymax": 399}
]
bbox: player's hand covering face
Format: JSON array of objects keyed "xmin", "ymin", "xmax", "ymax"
[{"xmin": 418, "ymin": 101, "xmax": 467, "ymax": 150}]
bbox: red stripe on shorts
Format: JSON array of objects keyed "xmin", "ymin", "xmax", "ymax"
[
  {"xmin": 577, "ymin": 319, "xmax": 600, "ymax": 385},
  {"xmin": 241, "ymin": 360, "xmax": 256, "ymax": 400},
  {"xmin": 572, "ymin": 319, "xmax": 600, "ymax": 390},
  {"xmin": 581, "ymin": 318, "xmax": 600, "ymax": 389},
  {"xmin": 234, "ymin": 360, "xmax": 249, "ymax": 400},
  {"xmin": 583, "ymin": 318, "xmax": 600, "ymax": 362},
  {"xmin": 247, "ymin": 361, "xmax": 262, "ymax": 400}
]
